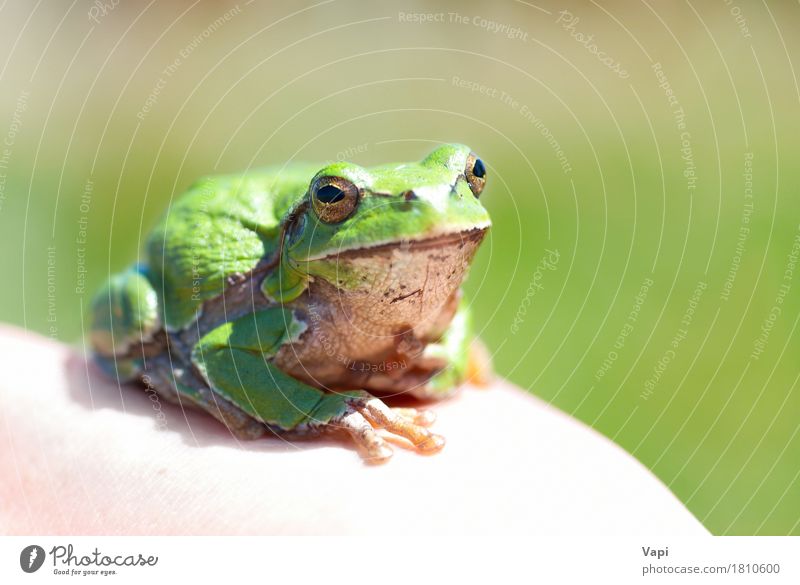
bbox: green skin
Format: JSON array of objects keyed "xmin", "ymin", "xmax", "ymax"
[{"xmin": 90, "ymin": 144, "xmax": 491, "ymax": 460}]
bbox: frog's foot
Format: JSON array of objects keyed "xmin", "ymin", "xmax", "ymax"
[
  {"xmin": 334, "ymin": 395, "xmax": 444, "ymax": 463},
  {"xmin": 466, "ymin": 338, "xmax": 494, "ymax": 387},
  {"xmin": 390, "ymin": 407, "xmax": 436, "ymax": 426}
]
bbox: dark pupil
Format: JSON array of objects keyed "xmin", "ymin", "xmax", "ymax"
[
  {"xmin": 317, "ymin": 184, "xmax": 345, "ymax": 204},
  {"xmin": 472, "ymin": 158, "xmax": 486, "ymax": 178}
]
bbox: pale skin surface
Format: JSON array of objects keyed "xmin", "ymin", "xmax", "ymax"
[{"xmin": 0, "ymin": 325, "xmax": 706, "ymax": 535}]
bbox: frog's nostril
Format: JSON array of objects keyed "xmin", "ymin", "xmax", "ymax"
[{"xmin": 402, "ymin": 190, "xmax": 417, "ymax": 201}]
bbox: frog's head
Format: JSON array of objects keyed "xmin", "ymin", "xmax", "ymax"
[{"xmin": 268, "ymin": 144, "xmax": 490, "ymax": 327}]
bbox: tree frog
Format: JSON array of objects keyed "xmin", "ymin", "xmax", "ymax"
[{"xmin": 90, "ymin": 143, "xmax": 492, "ymax": 462}]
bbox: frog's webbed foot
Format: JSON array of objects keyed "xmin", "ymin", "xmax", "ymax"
[{"xmin": 333, "ymin": 394, "xmax": 444, "ymax": 464}]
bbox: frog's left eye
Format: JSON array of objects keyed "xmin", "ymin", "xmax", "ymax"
[
  {"xmin": 311, "ymin": 176, "xmax": 360, "ymax": 223},
  {"xmin": 465, "ymin": 153, "xmax": 486, "ymax": 197}
]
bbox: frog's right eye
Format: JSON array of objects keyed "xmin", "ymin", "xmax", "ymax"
[
  {"xmin": 311, "ymin": 176, "xmax": 360, "ymax": 223},
  {"xmin": 465, "ymin": 152, "xmax": 486, "ymax": 197}
]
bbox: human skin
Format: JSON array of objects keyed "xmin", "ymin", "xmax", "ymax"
[{"xmin": 0, "ymin": 325, "xmax": 705, "ymax": 535}]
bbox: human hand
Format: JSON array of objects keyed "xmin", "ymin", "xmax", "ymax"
[{"xmin": 0, "ymin": 325, "xmax": 704, "ymax": 535}]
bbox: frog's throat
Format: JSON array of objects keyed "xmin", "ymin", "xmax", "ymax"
[
  {"xmin": 305, "ymin": 225, "xmax": 489, "ymax": 262},
  {"xmin": 295, "ymin": 226, "xmax": 488, "ymax": 331},
  {"xmin": 263, "ymin": 225, "xmax": 489, "ymax": 304}
]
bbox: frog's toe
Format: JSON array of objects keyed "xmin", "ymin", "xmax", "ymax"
[
  {"xmin": 391, "ymin": 406, "xmax": 436, "ymax": 427},
  {"xmin": 359, "ymin": 397, "xmax": 445, "ymax": 454},
  {"xmin": 329, "ymin": 395, "xmax": 444, "ymax": 462},
  {"xmin": 466, "ymin": 338, "xmax": 494, "ymax": 387},
  {"xmin": 336, "ymin": 410, "xmax": 394, "ymax": 464}
]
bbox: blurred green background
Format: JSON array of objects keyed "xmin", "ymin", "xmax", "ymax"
[{"xmin": 1, "ymin": 0, "xmax": 798, "ymax": 534}]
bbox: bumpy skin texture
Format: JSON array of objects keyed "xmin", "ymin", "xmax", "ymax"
[
  {"xmin": 89, "ymin": 144, "xmax": 491, "ymax": 460},
  {"xmin": 147, "ymin": 165, "xmax": 319, "ymax": 330}
]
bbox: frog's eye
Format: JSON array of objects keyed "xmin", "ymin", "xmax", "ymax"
[
  {"xmin": 311, "ymin": 176, "xmax": 360, "ymax": 223},
  {"xmin": 465, "ymin": 153, "xmax": 487, "ymax": 197}
]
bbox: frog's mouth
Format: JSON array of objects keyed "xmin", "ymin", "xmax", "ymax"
[{"xmin": 312, "ymin": 226, "xmax": 488, "ymax": 261}]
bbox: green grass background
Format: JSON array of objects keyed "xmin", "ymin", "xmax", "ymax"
[{"xmin": 1, "ymin": 0, "xmax": 798, "ymax": 534}]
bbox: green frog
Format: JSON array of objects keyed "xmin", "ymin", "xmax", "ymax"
[{"xmin": 90, "ymin": 143, "xmax": 491, "ymax": 462}]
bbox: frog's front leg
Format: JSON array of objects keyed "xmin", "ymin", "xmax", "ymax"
[
  {"xmin": 191, "ymin": 309, "xmax": 444, "ymax": 462},
  {"xmin": 327, "ymin": 392, "xmax": 444, "ymax": 461},
  {"xmin": 403, "ymin": 298, "xmax": 493, "ymax": 400}
]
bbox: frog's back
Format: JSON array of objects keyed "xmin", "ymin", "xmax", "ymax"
[{"xmin": 145, "ymin": 164, "xmax": 318, "ymax": 330}]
